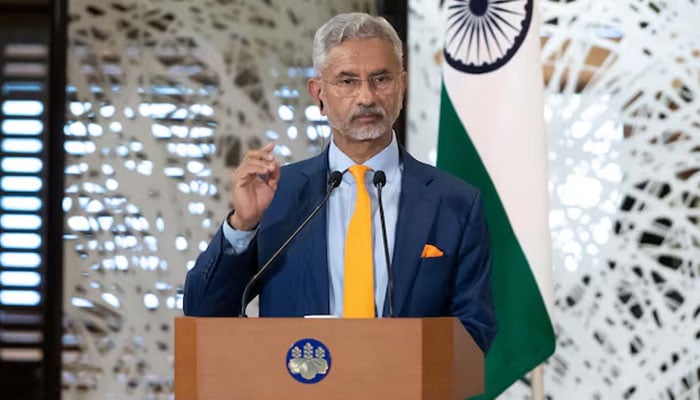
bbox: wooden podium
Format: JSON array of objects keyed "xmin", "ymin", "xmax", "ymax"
[{"xmin": 175, "ymin": 317, "xmax": 483, "ymax": 400}]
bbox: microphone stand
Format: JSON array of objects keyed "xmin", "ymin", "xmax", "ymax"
[
  {"xmin": 239, "ymin": 171, "xmax": 343, "ymax": 317},
  {"xmin": 373, "ymin": 170, "xmax": 394, "ymax": 318}
]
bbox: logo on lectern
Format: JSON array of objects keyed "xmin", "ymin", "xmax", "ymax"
[{"xmin": 286, "ymin": 338, "xmax": 332, "ymax": 384}]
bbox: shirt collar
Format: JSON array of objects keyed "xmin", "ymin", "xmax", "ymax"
[{"xmin": 328, "ymin": 132, "xmax": 400, "ymax": 185}]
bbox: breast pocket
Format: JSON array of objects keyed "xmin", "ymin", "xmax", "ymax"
[{"xmin": 411, "ymin": 254, "xmax": 455, "ymax": 314}]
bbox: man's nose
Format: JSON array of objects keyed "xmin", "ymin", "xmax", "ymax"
[{"xmin": 355, "ymin": 79, "xmax": 377, "ymax": 105}]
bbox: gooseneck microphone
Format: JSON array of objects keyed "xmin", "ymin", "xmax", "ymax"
[
  {"xmin": 239, "ymin": 170, "xmax": 343, "ymax": 317},
  {"xmin": 373, "ymin": 170, "xmax": 394, "ymax": 318}
]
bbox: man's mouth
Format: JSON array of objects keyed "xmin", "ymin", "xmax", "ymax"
[{"xmin": 353, "ymin": 114, "xmax": 382, "ymax": 122}]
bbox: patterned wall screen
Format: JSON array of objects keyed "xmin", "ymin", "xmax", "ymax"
[
  {"xmin": 407, "ymin": 0, "xmax": 700, "ymax": 398},
  {"xmin": 62, "ymin": 0, "xmax": 372, "ymax": 398}
]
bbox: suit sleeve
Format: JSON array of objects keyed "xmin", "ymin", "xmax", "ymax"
[
  {"xmin": 451, "ymin": 191, "xmax": 498, "ymax": 353},
  {"xmin": 183, "ymin": 225, "xmax": 259, "ymax": 316}
]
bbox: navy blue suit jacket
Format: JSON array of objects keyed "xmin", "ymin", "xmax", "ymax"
[{"xmin": 184, "ymin": 147, "xmax": 497, "ymax": 352}]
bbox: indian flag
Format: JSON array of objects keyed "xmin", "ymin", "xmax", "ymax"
[{"xmin": 436, "ymin": 0, "xmax": 556, "ymax": 398}]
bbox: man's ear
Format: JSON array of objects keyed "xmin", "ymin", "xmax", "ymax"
[{"xmin": 308, "ymin": 79, "xmax": 325, "ymax": 115}]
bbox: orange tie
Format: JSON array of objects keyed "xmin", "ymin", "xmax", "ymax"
[{"xmin": 343, "ymin": 165, "xmax": 375, "ymax": 318}]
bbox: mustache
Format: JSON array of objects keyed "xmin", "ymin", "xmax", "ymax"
[{"xmin": 350, "ymin": 106, "xmax": 386, "ymax": 120}]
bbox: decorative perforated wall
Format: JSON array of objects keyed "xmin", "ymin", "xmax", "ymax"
[
  {"xmin": 542, "ymin": 1, "xmax": 700, "ymax": 398},
  {"xmin": 62, "ymin": 1, "xmax": 372, "ymax": 398},
  {"xmin": 408, "ymin": 0, "xmax": 700, "ymax": 398}
]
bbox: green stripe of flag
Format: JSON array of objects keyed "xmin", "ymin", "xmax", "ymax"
[{"xmin": 437, "ymin": 83, "xmax": 555, "ymax": 400}]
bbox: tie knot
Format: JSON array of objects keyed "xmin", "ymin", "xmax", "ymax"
[{"xmin": 348, "ymin": 165, "xmax": 370, "ymax": 185}]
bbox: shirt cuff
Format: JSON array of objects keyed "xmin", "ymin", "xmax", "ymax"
[{"xmin": 222, "ymin": 211, "xmax": 258, "ymax": 254}]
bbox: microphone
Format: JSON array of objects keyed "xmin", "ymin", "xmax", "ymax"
[
  {"xmin": 372, "ymin": 170, "xmax": 394, "ymax": 318},
  {"xmin": 239, "ymin": 170, "xmax": 343, "ymax": 317}
]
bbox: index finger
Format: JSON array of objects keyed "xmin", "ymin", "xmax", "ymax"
[{"xmin": 244, "ymin": 142, "xmax": 276, "ymax": 161}]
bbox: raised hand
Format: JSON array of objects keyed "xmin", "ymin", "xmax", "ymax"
[{"xmin": 228, "ymin": 142, "xmax": 281, "ymax": 230}]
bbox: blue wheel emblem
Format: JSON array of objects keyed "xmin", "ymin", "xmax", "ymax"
[
  {"xmin": 285, "ymin": 338, "xmax": 332, "ymax": 384},
  {"xmin": 444, "ymin": 0, "xmax": 533, "ymax": 74}
]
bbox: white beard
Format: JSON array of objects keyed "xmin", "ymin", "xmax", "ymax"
[
  {"xmin": 327, "ymin": 104, "xmax": 400, "ymax": 141},
  {"xmin": 330, "ymin": 119, "xmax": 387, "ymax": 140}
]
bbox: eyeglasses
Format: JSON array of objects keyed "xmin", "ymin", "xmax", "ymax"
[{"xmin": 322, "ymin": 72, "xmax": 402, "ymax": 98}]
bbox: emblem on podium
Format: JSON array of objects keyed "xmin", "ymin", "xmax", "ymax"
[{"xmin": 286, "ymin": 338, "xmax": 332, "ymax": 384}]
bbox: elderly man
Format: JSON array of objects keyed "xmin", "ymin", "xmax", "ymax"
[{"xmin": 183, "ymin": 12, "xmax": 497, "ymax": 353}]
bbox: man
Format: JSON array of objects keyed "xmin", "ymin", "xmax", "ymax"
[{"xmin": 183, "ymin": 12, "xmax": 497, "ymax": 353}]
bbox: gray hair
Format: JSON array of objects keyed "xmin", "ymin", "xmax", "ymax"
[{"xmin": 312, "ymin": 13, "xmax": 403, "ymax": 75}]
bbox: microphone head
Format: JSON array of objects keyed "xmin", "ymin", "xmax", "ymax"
[
  {"xmin": 328, "ymin": 171, "xmax": 343, "ymax": 188},
  {"xmin": 373, "ymin": 170, "xmax": 386, "ymax": 188}
]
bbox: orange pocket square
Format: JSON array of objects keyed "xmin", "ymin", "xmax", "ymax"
[{"xmin": 421, "ymin": 244, "xmax": 444, "ymax": 258}]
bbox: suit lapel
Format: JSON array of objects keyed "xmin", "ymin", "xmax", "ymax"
[
  {"xmin": 297, "ymin": 150, "xmax": 331, "ymax": 315},
  {"xmin": 390, "ymin": 149, "xmax": 438, "ymax": 315},
  {"xmin": 290, "ymin": 146, "xmax": 437, "ymax": 316}
]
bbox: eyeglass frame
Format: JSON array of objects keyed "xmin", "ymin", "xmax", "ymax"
[{"xmin": 319, "ymin": 70, "xmax": 405, "ymax": 98}]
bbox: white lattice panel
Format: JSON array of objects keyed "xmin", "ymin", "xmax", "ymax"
[
  {"xmin": 408, "ymin": 0, "xmax": 700, "ymax": 398},
  {"xmin": 542, "ymin": 0, "xmax": 700, "ymax": 398},
  {"xmin": 62, "ymin": 1, "xmax": 372, "ymax": 398}
]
